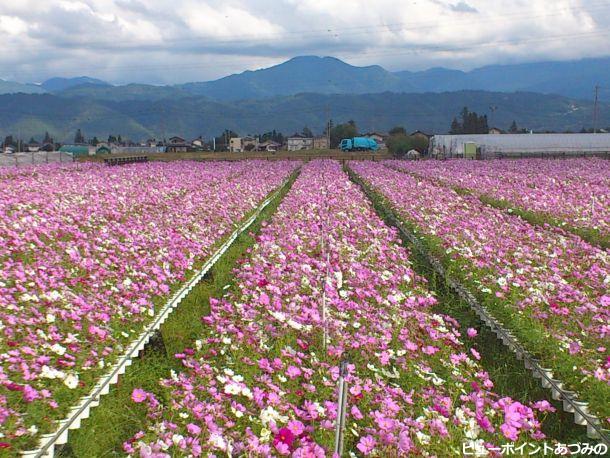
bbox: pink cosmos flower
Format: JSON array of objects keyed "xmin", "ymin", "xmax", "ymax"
[
  {"xmin": 259, "ymin": 292, "xmax": 270, "ymax": 306},
  {"xmin": 286, "ymin": 366, "xmax": 302, "ymax": 379},
  {"xmin": 131, "ymin": 388, "xmax": 148, "ymax": 403},
  {"xmin": 357, "ymin": 435, "xmax": 376, "ymax": 455},
  {"xmin": 398, "ymin": 430, "xmax": 413, "ymax": 452},
  {"xmin": 186, "ymin": 423, "xmax": 202, "ymax": 435},
  {"xmin": 533, "ymin": 400, "xmax": 555, "ymax": 412},
  {"xmin": 287, "ymin": 420, "xmax": 304, "ymax": 436},
  {"xmin": 273, "ymin": 427, "xmax": 295, "ymax": 448},
  {"xmin": 466, "ymin": 328, "xmax": 478, "ymax": 338}
]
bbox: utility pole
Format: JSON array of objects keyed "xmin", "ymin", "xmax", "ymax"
[
  {"xmin": 325, "ymin": 104, "xmax": 331, "ymax": 150},
  {"xmin": 593, "ymin": 85, "xmax": 600, "ymax": 133}
]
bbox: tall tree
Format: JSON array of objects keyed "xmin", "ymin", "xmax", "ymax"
[
  {"xmin": 509, "ymin": 120, "xmax": 519, "ymax": 133},
  {"xmin": 3, "ymin": 135, "xmax": 15, "ymax": 148},
  {"xmin": 74, "ymin": 129, "xmax": 85, "ymax": 144},
  {"xmin": 450, "ymin": 118, "xmax": 461, "ymax": 134},
  {"xmin": 450, "ymin": 107, "xmax": 489, "ymax": 134},
  {"xmin": 301, "ymin": 126, "xmax": 313, "ymax": 138},
  {"xmin": 43, "ymin": 131, "xmax": 53, "ymax": 144}
]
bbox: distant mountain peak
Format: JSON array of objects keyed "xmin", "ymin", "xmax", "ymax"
[{"xmin": 42, "ymin": 76, "xmax": 110, "ymax": 92}]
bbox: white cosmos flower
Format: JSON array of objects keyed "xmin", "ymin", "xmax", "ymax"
[
  {"xmin": 209, "ymin": 433, "xmax": 228, "ymax": 451},
  {"xmin": 224, "ymin": 383, "xmax": 241, "ymax": 395},
  {"xmin": 63, "ymin": 373, "xmax": 79, "ymax": 389},
  {"xmin": 51, "ymin": 343, "xmax": 66, "ymax": 355},
  {"xmin": 172, "ymin": 434, "xmax": 184, "ymax": 445}
]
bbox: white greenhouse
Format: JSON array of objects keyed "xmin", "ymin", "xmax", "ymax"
[{"xmin": 429, "ymin": 133, "xmax": 610, "ymax": 159}]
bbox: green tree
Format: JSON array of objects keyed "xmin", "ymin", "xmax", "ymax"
[
  {"xmin": 301, "ymin": 126, "xmax": 313, "ymax": 138},
  {"xmin": 214, "ymin": 130, "xmax": 239, "ymax": 151},
  {"xmin": 509, "ymin": 120, "xmax": 519, "ymax": 133},
  {"xmin": 3, "ymin": 135, "xmax": 15, "ymax": 148},
  {"xmin": 74, "ymin": 129, "xmax": 85, "ymax": 144},
  {"xmin": 387, "ymin": 134, "xmax": 414, "ymax": 157},
  {"xmin": 43, "ymin": 131, "xmax": 53, "ymax": 144},
  {"xmin": 450, "ymin": 107, "xmax": 489, "ymax": 134},
  {"xmin": 450, "ymin": 118, "xmax": 461, "ymax": 134},
  {"xmin": 330, "ymin": 121, "xmax": 358, "ymax": 148},
  {"xmin": 389, "ymin": 126, "xmax": 407, "ymax": 136}
]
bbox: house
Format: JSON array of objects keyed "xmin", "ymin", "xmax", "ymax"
[
  {"xmin": 410, "ymin": 130, "xmax": 431, "ymax": 141},
  {"xmin": 3, "ymin": 145, "xmax": 15, "ymax": 154},
  {"xmin": 166, "ymin": 136, "xmax": 189, "ymax": 153},
  {"xmin": 488, "ymin": 127, "xmax": 504, "ymax": 135},
  {"xmin": 229, "ymin": 137, "xmax": 243, "ymax": 153},
  {"xmin": 258, "ymin": 140, "xmax": 281, "ymax": 152},
  {"xmin": 230, "ymin": 136, "xmax": 258, "ymax": 152},
  {"xmin": 363, "ymin": 132, "xmax": 388, "ymax": 150},
  {"xmin": 191, "ymin": 136, "xmax": 205, "ymax": 150},
  {"xmin": 26, "ymin": 140, "xmax": 41, "ymax": 152},
  {"xmin": 242, "ymin": 136, "xmax": 259, "ymax": 151},
  {"xmin": 313, "ymin": 136, "xmax": 329, "ymax": 150},
  {"xmin": 287, "ymin": 134, "xmax": 313, "ymax": 151}
]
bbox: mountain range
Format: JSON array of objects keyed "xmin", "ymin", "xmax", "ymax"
[
  {"xmin": 1, "ymin": 56, "xmax": 609, "ymax": 141},
  {"xmin": 2, "ymin": 90, "xmax": 608, "ymax": 142},
  {"xmin": 1, "ymin": 56, "xmax": 608, "ymax": 101}
]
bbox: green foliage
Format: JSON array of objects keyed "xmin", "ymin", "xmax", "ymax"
[
  {"xmin": 450, "ymin": 107, "xmax": 489, "ymax": 134},
  {"xmin": 387, "ymin": 134, "xmax": 429, "ymax": 157},
  {"xmin": 389, "ymin": 126, "xmax": 407, "ymax": 136},
  {"xmin": 329, "ymin": 120, "xmax": 357, "ymax": 148},
  {"xmin": 3, "ymin": 135, "xmax": 15, "ymax": 148},
  {"xmin": 74, "ymin": 128, "xmax": 85, "ymax": 144},
  {"xmin": 214, "ymin": 129, "xmax": 239, "ymax": 150},
  {"xmin": 259, "ymin": 129, "xmax": 284, "ymax": 144},
  {"xmin": 301, "ymin": 126, "xmax": 313, "ymax": 138}
]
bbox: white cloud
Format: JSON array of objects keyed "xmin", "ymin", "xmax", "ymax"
[
  {"xmin": 0, "ymin": 0, "xmax": 608, "ymax": 83},
  {"xmin": 0, "ymin": 15, "xmax": 28, "ymax": 35}
]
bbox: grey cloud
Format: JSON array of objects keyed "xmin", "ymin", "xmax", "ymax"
[
  {"xmin": 449, "ymin": 1, "xmax": 478, "ymax": 13},
  {"xmin": 0, "ymin": 0, "xmax": 607, "ymax": 84}
]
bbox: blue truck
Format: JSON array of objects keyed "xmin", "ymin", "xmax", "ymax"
[{"xmin": 339, "ymin": 137, "xmax": 379, "ymax": 152}]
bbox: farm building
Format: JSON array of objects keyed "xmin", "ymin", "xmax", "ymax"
[
  {"xmin": 59, "ymin": 145, "xmax": 90, "ymax": 157},
  {"xmin": 287, "ymin": 134, "xmax": 313, "ymax": 151},
  {"xmin": 429, "ymin": 133, "xmax": 610, "ymax": 158},
  {"xmin": 313, "ymin": 136, "xmax": 329, "ymax": 149},
  {"xmin": 95, "ymin": 145, "xmax": 111, "ymax": 155}
]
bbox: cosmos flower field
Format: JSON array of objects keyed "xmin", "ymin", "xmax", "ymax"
[
  {"xmin": 0, "ymin": 157, "xmax": 607, "ymax": 456},
  {"xmin": 0, "ymin": 160, "xmax": 296, "ymax": 451},
  {"xmin": 386, "ymin": 158, "xmax": 610, "ymax": 248}
]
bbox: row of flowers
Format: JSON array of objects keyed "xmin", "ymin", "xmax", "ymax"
[
  {"xmin": 350, "ymin": 161, "xmax": 610, "ymax": 426},
  {"xmin": 0, "ymin": 160, "xmax": 297, "ymax": 451},
  {"xmin": 386, "ymin": 158, "xmax": 609, "ymax": 245},
  {"xmin": 124, "ymin": 160, "xmax": 549, "ymax": 457}
]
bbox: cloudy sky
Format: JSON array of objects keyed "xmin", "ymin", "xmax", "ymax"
[{"xmin": 0, "ymin": 0, "xmax": 609, "ymax": 84}]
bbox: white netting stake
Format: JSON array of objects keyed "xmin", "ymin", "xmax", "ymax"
[{"xmin": 334, "ymin": 360, "xmax": 349, "ymax": 456}]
